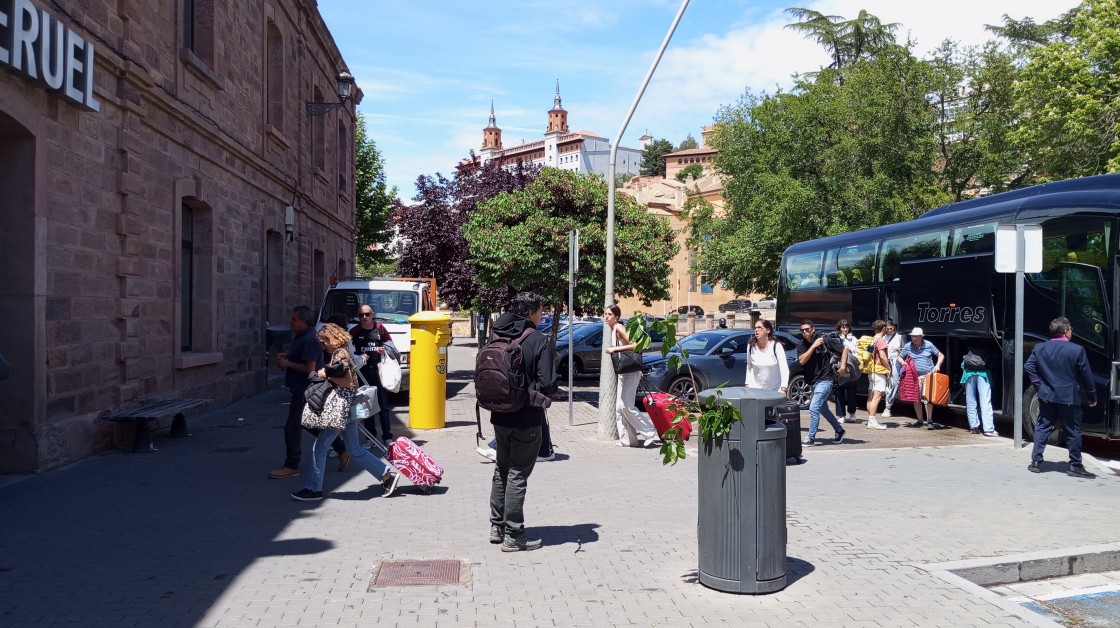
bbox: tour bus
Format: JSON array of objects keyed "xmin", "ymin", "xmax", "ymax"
[
  {"xmin": 777, "ymin": 173, "xmax": 1120, "ymax": 444},
  {"xmin": 316, "ymin": 277, "xmax": 438, "ymax": 392}
]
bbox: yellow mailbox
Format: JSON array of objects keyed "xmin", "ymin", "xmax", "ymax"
[{"xmin": 407, "ymin": 311, "xmax": 452, "ymax": 429}]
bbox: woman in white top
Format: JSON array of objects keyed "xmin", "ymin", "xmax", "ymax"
[
  {"xmin": 603, "ymin": 304, "xmax": 659, "ymax": 448},
  {"xmin": 746, "ymin": 319, "xmax": 789, "ymax": 394},
  {"xmin": 833, "ymin": 319, "xmax": 859, "ymax": 423}
]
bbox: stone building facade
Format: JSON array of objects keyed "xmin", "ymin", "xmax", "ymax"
[{"xmin": 0, "ymin": 0, "xmax": 358, "ymax": 472}]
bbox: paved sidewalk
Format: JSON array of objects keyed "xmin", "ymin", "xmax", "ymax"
[{"xmin": 1, "ymin": 342, "xmax": 1118, "ymax": 627}]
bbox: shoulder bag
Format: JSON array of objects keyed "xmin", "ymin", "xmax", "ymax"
[{"xmin": 611, "ymin": 349, "xmax": 644, "ymax": 374}]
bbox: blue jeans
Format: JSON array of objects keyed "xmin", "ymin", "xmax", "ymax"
[
  {"xmin": 884, "ymin": 362, "xmax": 900, "ymax": 409},
  {"xmin": 808, "ymin": 380, "xmax": 843, "ymax": 440},
  {"xmin": 1031, "ymin": 401, "xmax": 1083, "ymax": 466},
  {"xmin": 965, "ymin": 375, "xmax": 994, "ymax": 432},
  {"xmin": 304, "ymin": 421, "xmax": 391, "ymax": 492}
]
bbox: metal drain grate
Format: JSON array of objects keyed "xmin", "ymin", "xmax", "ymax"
[{"xmin": 371, "ymin": 560, "xmax": 461, "ymax": 587}]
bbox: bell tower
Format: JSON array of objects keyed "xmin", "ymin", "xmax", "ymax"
[
  {"xmin": 545, "ymin": 80, "xmax": 568, "ymax": 135},
  {"xmin": 482, "ymin": 101, "xmax": 503, "ymax": 150}
]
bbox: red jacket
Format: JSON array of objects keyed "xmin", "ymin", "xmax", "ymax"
[{"xmin": 898, "ymin": 357, "xmax": 921, "ymax": 403}]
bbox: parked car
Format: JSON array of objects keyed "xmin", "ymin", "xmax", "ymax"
[
  {"xmin": 641, "ymin": 329, "xmax": 810, "ymax": 409},
  {"xmin": 675, "ymin": 305, "xmax": 705, "ymax": 317},
  {"xmin": 554, "ymin": 323, "xmax": 604, "ymax": 376},
  {"xmin": 756, "ymin": 295, "xmax": 777, "ymax": 309},
  {"xmin": 717, "ymin": 299, "xmax": 752, "ymax": 313}
]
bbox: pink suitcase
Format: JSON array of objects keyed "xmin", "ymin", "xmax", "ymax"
[{"xmin": 388, "ymin": 436, "xmax": 444, "ymax": 493}]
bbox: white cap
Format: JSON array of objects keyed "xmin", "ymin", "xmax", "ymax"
[{"xmin": 910, "ymin": 327, "xmax": 924, "ymax": 336}]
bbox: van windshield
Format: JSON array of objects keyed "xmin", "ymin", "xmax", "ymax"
[{"xmin": 320, "ymin": 289, "xmax": 420, "ymax": 325}]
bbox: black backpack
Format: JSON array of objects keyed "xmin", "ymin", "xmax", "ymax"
[
  {"xmin": 824, "ymin": 332, "xmax": 861, "ymax": 386},
  {"xmin": 963, "ymin": 347, "xmax": 988, "ymax": 369},
  {"xmin": 475, "ymin": 328, "xmax": 536, "ymax": 413}
]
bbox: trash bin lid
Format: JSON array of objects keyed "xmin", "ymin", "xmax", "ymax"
[
  {"xmin": 408, "ymin": 311, "xmax": 451, "ymax": 323},
  {"xmin": 698, "ymin": 386, "xmax": 785, "ymax": 404}
]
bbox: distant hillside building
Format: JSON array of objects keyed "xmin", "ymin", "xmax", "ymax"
[{"xmin": 476, "ymin": 83, "xmax": 641, "ymax": 177}]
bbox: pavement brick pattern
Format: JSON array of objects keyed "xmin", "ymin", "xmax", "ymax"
[{"xmin": 0, "ymin": 342, "xmax": 1117, "ymax": 627}]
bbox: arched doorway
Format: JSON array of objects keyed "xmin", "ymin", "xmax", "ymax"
[{"xmin": 0, "ymin": 110, "xmax": 40, "ymax": 472}]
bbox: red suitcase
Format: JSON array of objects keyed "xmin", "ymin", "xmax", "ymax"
[
  {"xmin": 388, "ymin": 436, "xmax": 444, "ymax": 491},
  {"xmin": 643, "ymin": 392, "xmax": 693, "ymax": 440}
]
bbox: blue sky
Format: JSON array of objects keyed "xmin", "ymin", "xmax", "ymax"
[{"xmin": 318, "ymin": 0, "xmax": 1077, "ymax": 200}]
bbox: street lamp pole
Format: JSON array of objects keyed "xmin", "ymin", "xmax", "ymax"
[{"xmin": 598, "ymin": 0, "xmax": 691, "ymax": 439}]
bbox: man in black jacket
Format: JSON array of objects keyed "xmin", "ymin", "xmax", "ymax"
[
  {"xmin": 488, "ymin": 292, "xmax": 557, "ymax": 551},
  {"xmin": 1025, "ymin": 317, "xmax": 1097, "ymax": 478}
]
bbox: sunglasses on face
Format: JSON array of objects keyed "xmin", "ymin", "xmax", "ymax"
[
  {"xmin": 360, "ymin": 313, "xmax": 373, "ymax": 318},
  {"xmin": 800, "ymin": 328, "xmax": 813, "ymax": 333}
]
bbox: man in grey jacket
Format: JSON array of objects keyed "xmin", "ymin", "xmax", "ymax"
[{"xmin": 1025, "ymin": 317, "xmax": 1097, "ymax": 478}]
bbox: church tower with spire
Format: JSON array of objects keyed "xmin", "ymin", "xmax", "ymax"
[
  {"xmin": 545, "ymin": 80, "xmax": 569, "ymax": 135},
  {"xmin": 482, "ymin": 101, "xmax": 503, "ymax": 150}
]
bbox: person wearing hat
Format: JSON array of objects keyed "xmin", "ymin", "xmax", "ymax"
[{"xmin": 898, "ymin": 327, "xmax": 944, "ymax": 428}]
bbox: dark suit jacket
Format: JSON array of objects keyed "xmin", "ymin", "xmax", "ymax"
[{"xmin": 1024, "ymin": 338, "xmax": 1097, "ymax": 405}]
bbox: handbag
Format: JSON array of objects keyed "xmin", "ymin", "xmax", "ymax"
[
  {"xmin": 379, "ymin": 352, "xmax": 402, "ymax": 393},
  {"xmin": 350, "ymin": 365, "xmax": 381, "ymax": 421},
  {"xmin": 301, "ymin": 387, "xmax": 351, "ymax": 430},
  {"xmin": 611, "ymin": 349, "xmax": 644, "ymax": 374}
]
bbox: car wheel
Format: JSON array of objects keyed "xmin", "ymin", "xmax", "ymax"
[
  {"xmin": 556, "ymin": 358, "xmax": 583, "ymax": 377},
  {"xmin": 668, "ymin": 376, "xmax": 697, "ymax": 403},
  {"xmin": 787, "ymin": 374, "xmax": 811, "ymax": 410},
  {"xmin": 1022, "ymin": 386, "xmax": 1063, "ymax": 446}
]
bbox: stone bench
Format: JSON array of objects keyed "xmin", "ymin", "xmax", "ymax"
[{"xmin": 101, "ymin": 398, "xmax": 211, "ymax": 452}]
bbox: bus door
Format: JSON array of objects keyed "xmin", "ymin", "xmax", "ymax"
[
  {"xmin": 1113, "ymin": 256, "xmax": 1120, "ymax": 437},
  {"xmin": 1058, "ymin": 262, "xmax": 1111, "ymax": 436},
  {"xmin": 851, "ymin": 287, "xmax": 881, "ymax": 328}
]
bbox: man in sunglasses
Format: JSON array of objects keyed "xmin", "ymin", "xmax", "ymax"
[
  {"xmin": 350, "ymin": 305, "xmax": 400, "ymax": 442},
  {"xmin": 796, "ymin": 320, "xmax": 846, "ymax": 446}
]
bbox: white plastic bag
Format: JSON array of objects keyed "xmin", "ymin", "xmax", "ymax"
[{"xmin": 379, "ymin": 352, "xmax": 402, "ymax": 393}]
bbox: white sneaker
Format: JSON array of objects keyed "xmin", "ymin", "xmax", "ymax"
[
  {"xmin": 867, "ymin": 418, "xmax": 887, "ymax": 430},
  {"xmin": 882, "ymin": 409, "xmax": 891, "ymax": 418},
  {"xmin": 536, "ymin": 453, "xmax": 555, "ymax": 462},
  {"xmin": 476, "ymin": 446, "xmax": 496, "ymax": 462},
  {"xmin": 838, "ymin": 416, "xmax": 846, "ymax": 424},
  {"xmin": 848, "ymin": 414, "xmax": 859, "ymax": 423}
]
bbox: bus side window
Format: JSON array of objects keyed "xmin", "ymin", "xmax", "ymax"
[
  {"xmin": 784, "ymin": 252, "xmax": 824, "ymax": 291},
  {"xmin": 951, "ymin": 222, "xmax": 996, "ymax": 255}
]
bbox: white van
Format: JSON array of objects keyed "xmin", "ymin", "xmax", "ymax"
[{"xmin": 317, "ymin": 277, "xmax": 437, "ymax": 392}]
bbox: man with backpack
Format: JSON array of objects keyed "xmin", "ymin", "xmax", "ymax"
[
  {"xmin": 796, "ymin": 320, "xmax": 847, "ymax": 446},
  {"xmin": 859, "ymin": 319, "xmax": 890, "ymax": 430},
  {"xmin": 475, "ymin": 292, "xmax": 557, "ymax": 551}
]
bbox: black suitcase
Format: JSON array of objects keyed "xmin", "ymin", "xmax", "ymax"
[{"xmin": 769, "ymin": 402, "xmax": 803, "ymax": 464}]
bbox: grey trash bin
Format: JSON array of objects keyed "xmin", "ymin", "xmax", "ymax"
[{"xmin": 697, "ymin": 387, "xmax": 788, "ymax": 594}]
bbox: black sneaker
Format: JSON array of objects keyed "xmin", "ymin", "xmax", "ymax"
[
  {"xmin": 382, "ymin": 433, "xmax": 395, "ymax": 443},
  {"xmin": 907, "ymin": 420, "xmax": 925, "ymax": 428},
  {"xmin": 1028, "ymin": 461, "xmax": 1042, "ymax": 473},
  {"xmin": 489, "ymin": 525, "xmax": 504, "ymax": 544},
  {"xmin": 832, "ymin": 429, "xmax": 845, "ymax": 444},
  {"xmin": 1067, "ymin": 465, "xmax": 1096, "ymax": 479},
  {"xmin": 969, "ymin": 428, "xmax": 981, "ymax": 434},
  {"xmin": 500, "ymin": 534, "xmax": 543, "ymax": 552},
  {"xmin": 290, "ymin": 488, "xmax": 323, "ymax": 501}
]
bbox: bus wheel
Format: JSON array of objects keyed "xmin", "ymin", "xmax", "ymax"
[
  {"xmin": 787, "ymin": 374, "xmax": 812, "ymax": 410},
  {"xmin": 1022, "ymin": 386, "xmax": 1063, "ymax": 446}
]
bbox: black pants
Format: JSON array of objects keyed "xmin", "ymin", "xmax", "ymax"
[
  {"xmin": 538, "ymin": 417, "xmax": 553, "ymax": 458},
  {"xmin": 284, "ymin": 391, "xmax": 345, "ymax": 469},
  {"xmin": 489, "ymin": 424, "xmax": 542, "ymax": 537},
  {"xmin": 834, "ymin": 384, "xmax": 857, "ymax": 417}
]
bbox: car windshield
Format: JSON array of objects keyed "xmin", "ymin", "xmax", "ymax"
[
  {"xmin": 666, "ymin": 332, "xmax": 731, "ymax": 355},
  {"xmin": 320, "ymin": 289, "xmax": 420, "ymax": 324},
  {"xmin": 564, "ymin": 325, "xmax": 600, "ymax": 342}
]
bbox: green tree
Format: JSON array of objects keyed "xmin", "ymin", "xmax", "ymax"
[
  {"xmin": 785, "ymin": 7, "xmax": 899, "ymax": 73},
  {"xmin": 677, "ymin": 133, "xmax": 699, "ymax": 150},
  {"xmin": 463, "ymin": 168, "xmax": 678, "ymax": 345},
  {"xmin": 701, "ymin": 43, "xmax": 948, "ymax": 296},
  {"xmin": 675, "ymin": 164, "xmax": 704, "ymax": 182},
  {"xmin": 985, "ymin": 7, "xmax": 1080, "ymax": 51},
  {"xmin": 614, "ymin": 171, "xmax": 634, "ymax": 188},
  {"xmin": 640, "ymin": 138, "xmax": 675, "ymax": 177},
  {"xmin": 353, "ymin": 113, "xmax": 397, "ymax": 275},
  {"xmin": 1010, "ymin": 0, "xmax": 1120, "ymax": 180},
  {"xmin": 928, "ymin": 40, "xmax": 1024, "ymax": 199}
]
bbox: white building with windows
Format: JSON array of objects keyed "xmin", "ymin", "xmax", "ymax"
[{"xmin": 475, "ymin": 83, "xmax": 642, "ymax": 178}]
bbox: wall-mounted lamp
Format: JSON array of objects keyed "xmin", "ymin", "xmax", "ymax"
[
  {"xmin": 305, "ymin": 68, "xmax": 355, "ymax": 116},
  {"xmin": 284, "ymin": 205, "xmax": 295, "ymax": 242}
]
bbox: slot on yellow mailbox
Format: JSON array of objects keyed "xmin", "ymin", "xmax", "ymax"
[{"xmin": 407, "ymin": 311, "xmax": 453, "ymax": 429}]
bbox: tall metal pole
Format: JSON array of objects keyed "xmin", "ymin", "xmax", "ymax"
[
  {"xmin": 569, "ymin": 230, "xmax": 578, "ymax": 426},
  {"xmin": 597, "ymin": 0, "xmax": 691, "ymax": 439},
  {"xmin": 1013, "ymin": 225, "xmax": 1025, "ymax": 449}
]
